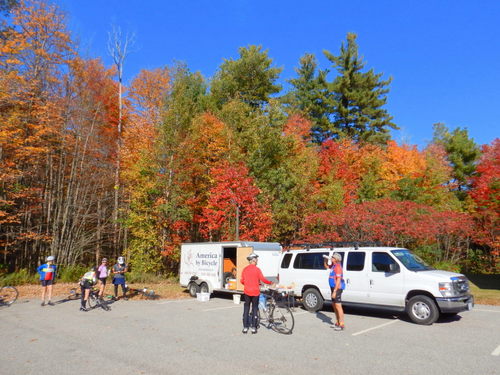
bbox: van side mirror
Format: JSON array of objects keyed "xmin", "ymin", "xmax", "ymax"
[{"xmin": 389, "ymin": 263, "xmax": 400, "ymax": 273}]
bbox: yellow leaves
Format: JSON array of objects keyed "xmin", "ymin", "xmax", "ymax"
[{"xmin": 380, "ymin": 141, "xmax": 427, "ymax": 184}]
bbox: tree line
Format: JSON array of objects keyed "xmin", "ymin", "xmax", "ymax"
[{"xmin": 0, "ymin": 0, "xmax": 498, "ymax": 275}]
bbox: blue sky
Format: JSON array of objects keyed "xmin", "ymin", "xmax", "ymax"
[{"xmin": 55, "ymin": 0, "xmax": 499, "ymax": 148}]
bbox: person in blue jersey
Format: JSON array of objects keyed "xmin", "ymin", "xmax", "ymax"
[
  {"xmin": 324, "ymin": 252, "xmax": 345, "ymax": 331},
  {"xmin": 37, "ymin": 256, "xmax": 57, "ymax": 307}
]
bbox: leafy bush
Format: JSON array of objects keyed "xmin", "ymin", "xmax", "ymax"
[
  {"xmin": 57, "ymin": 265, "xmax": 88, "ymax": 283},
  {"xmin": 0, "ymin": 269, "xmax": 38, "ymax": 286},
  {"xmin": 413, "ymin": 244, "xmax": 442, "ymax": 266},
  {"xmin": 126, "ymin": 271, "xmax": 165, "ymax": 284},
  {"xmin": 431, "ymin": 261, "xmax": 461, "ymax": 273},
  {"xmin": 462, "ymin": 248, "xmax": 498, "ymax": 274}
]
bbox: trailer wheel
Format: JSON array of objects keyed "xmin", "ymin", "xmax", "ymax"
[
  {"xmin": 199, "ymin": 282, "xmax": 209, "ymax": 294},
  {"xmin": 188, "ymin": 282, "xmax": 199, "ymax": 297}
]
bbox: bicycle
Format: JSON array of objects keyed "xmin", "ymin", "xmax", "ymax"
[
  {"xmin": 256, "ymin": 288, "xmax": 295, "ymax": 334},
  {"xmin": 68, "ymin": 287, "xmax": 80, "ymax": 300},
  {"xmin": 0, "ymin": 285, "xmax": 18, "ymax": 306},
  {"xmin": 128, "ymin": 286, "xmax": 156, "ymax": 300},
  {"xmin": 87, "ymin": 286, "xmax": 111, "ymax": 311}
]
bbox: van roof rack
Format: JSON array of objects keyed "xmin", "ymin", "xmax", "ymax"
[{"xmin": 285, "ymin": 241, "xmax": 382, "ymax": 251}]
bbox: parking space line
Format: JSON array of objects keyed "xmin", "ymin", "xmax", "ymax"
[
  {"xmin": 492, "ymin": 345, "xmax": 500, "ymax": 356},
  {"xmin": 351, "ymin": 319, "xmax": 398, "ymax": 336}
]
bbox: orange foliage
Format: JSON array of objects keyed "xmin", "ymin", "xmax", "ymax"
[
  {"xmin": 123, "ymin": 67, "xmax": 172, "ymax": 172},
  {"xmin": 380, "ymin": 141, "xmax": 427, "ymax": 184}
]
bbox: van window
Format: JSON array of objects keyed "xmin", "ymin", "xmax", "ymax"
[
  {"xmin": 346, "ymin": 252, "xmax": 365, "ymax": 271},
  {"xmin": 372, "ymin": 252, "xmax": 397, "ymax": 272},
  {"xmin": 293, "ymin": 252, "xmax": 328, "ymax": 270},
  {"xmin": 281, "ymin": 253, "xmax": 293, "ymax": 269}
]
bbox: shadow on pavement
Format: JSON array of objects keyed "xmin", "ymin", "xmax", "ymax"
[{"xmin": 315, "ymin": 311, "xmax": 334, "ymax": 325}]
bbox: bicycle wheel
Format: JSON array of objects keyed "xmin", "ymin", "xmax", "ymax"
[
  {"xmin": 0, "ymin": 286, "xmax": 18, "ymax": 305},
  {"xmin": 87, "ymin": 292, "xmax": 98, "ymax": 309},
  {"xmin": 255, "ymin": 309, "xmax": 261, "ymax": 328},
  {"xmin": 270, "ymin": 304, "xmax": 295, "ymax": 334}
]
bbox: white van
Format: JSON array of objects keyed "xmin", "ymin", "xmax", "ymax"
[
  {"xmin": 179, "ymin": 241, "xmax": 281, "ymax": 296},
  {"xmin": 278, "ymin": 243, "xmax": 474, "ymax": 325}
]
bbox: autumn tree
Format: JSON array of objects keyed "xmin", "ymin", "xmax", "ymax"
[
  {"xmin": 468, "ymin": 139, "xmax": 499, "ymax": 272},
  {"xmin": 199, "ymin": 161, "xmax": 272, "ymax": 242},
  {"xmin": 122, "ymin": 66, "xmax": 172, "ymax": 273},
  {"xmin": 0, "ymin": 0, "xmax": 74, "ymax": 268}
]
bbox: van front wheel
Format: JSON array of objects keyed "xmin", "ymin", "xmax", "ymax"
[
  {"xmin": 407, "ymin": 295, "xmax": 439, "ymax": 325},
  {"xmin": 302, "ymin": 288, "xmax": 323, "ymax": 312}
]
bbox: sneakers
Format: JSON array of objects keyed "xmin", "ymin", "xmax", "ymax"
[
  {"xmin": 79, "ymin": 307, "xmax": 88, "ymax": 312},
  {"xmin": 47, "ymin": 301, "xmax": 54, "ymax": 306},
  {"xmin": 251, "ymin": 327, "xmax": 257, "ymax": 334},
  {"xmin": 334, "ymin": 324, "xmax": 345, "ymax": 331},
  {"xmin": 41, "ymin": 301, "xmax": 45, "ymax": 307},
  {"xmin": 242, "ymin": 327, "xmax": 249, "ymax": 334}
]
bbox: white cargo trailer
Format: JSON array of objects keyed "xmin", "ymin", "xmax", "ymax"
[{"xmin": 179, "ymin": 241, "xmax": 282, "ymax": 296}]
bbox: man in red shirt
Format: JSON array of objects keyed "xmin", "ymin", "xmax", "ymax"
[{"xmin": 240, "ymin": 253, "xmax": 272, "ymax": 334}]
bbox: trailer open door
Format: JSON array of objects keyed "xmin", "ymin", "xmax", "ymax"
[{"xmin": 236, "ymin": 246, "xmax": 253, "ymax": 291}]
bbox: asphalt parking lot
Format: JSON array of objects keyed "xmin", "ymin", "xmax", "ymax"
[{"xmin": 1, "ymin": 294, "xmax": 499, "ymax": 375}]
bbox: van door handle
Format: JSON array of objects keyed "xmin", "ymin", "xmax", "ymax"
[
  {"xmin": 346, "ymin": 279, "xmax": 350, "ymax": 284},
  {"xmin": 369, "ymin": 279, "xmax": 374, "ymax": 285}
]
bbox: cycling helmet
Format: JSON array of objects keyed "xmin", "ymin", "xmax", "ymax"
[
  {"xmin": 118, "ymin": 256, "xmax": 125, "ymax": 265},
  {"xmin": 332, "ymin": 252, "xmax": 342, "ymax": 262},
  {"xmin": 46, "ymin": 255, "xmax": 55, "ymax": 261},
  {"xmin": 246, "ymin": 253, "xmax": 259, "ymax": 261}
]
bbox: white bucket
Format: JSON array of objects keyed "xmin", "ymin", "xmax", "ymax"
[
  {"xmin": 233, "ymin": 294, "xmax": 241, "ymax": 304},
  {"xmin": 196, "ymin": 292, "xmax": 210, "ymax": 302}
]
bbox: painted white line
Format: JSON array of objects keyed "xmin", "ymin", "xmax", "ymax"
[
  {"xmin": 157, "ymin": 299, "xmax": 197, "ymax": 305},
  {"xmin": 492, "ymin": 345, "xmax": 500, "ymax": 356},
  {"xmin": 352, "ymin": 319, "xmax": 398, "ymax": 336},
  {"xmin": 203, "ymin": 305, "xmax": 241, "ymax": 312},
  {"xmin": 475, "ymin": 309, "xmax": 500, "ymax": 313}
]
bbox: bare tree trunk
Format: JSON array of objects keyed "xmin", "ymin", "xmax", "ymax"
[{"xmin": 108, "ymin": 25, "xmax": 135, "ymax": 260}]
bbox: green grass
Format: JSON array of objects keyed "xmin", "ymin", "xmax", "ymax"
[{"xmin": 466, "ymin": 274, "xmax": 500, "ymax": 306}]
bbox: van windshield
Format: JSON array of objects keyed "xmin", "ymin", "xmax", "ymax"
[{"xmin": 391, "ymin": 250, "xmax": 433, "ymax": 271}]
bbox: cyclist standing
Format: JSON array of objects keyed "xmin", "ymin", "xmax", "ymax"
[
  {"xmin": 112, "ymin": 256, "xmax": 128, "ymax": 300},
  {"xmin": 37, "ymin": 255, "xmax": 57, "ymax": 307},
  {"xmin": 324, "ymin": 252, "xmax": 345, "ymax": 331},
  {"xmin": 97, "ymin": 258, "xmax": 110, "ymax": 299},
  {"xmin": 79, "ymin": 267, "xmax": 97, "ymax": 312},
  {"xmin": 240, "ymin": 253, "xmax": 272, "ymax": 334}
]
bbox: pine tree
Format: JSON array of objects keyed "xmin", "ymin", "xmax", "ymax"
[
  {"xmin": 324, "ymin": 33, "xmax": 397, "ymax": 144},
  {"xmin": 285, "ymin": 53, "xmax": 330, "ymax": 142},
  {"xmin": 210, "ymin": 45, "xmax": 282, "ymax": 109},
  {"xmin": 432, "ymin": 123, "xmax": 481, "ymax": 200}
]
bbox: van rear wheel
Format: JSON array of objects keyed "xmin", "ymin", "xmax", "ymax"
[
  {"xmin": 188, "ymin": 282, "xmax": 199, "ymax": 297},
  {"xmin": 407, "ymin": 295, "xmax": 439, "ymax": 325},
  {"xmin": 302, "ymin": 288, "xmax": 323, "ymax": 312}
]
